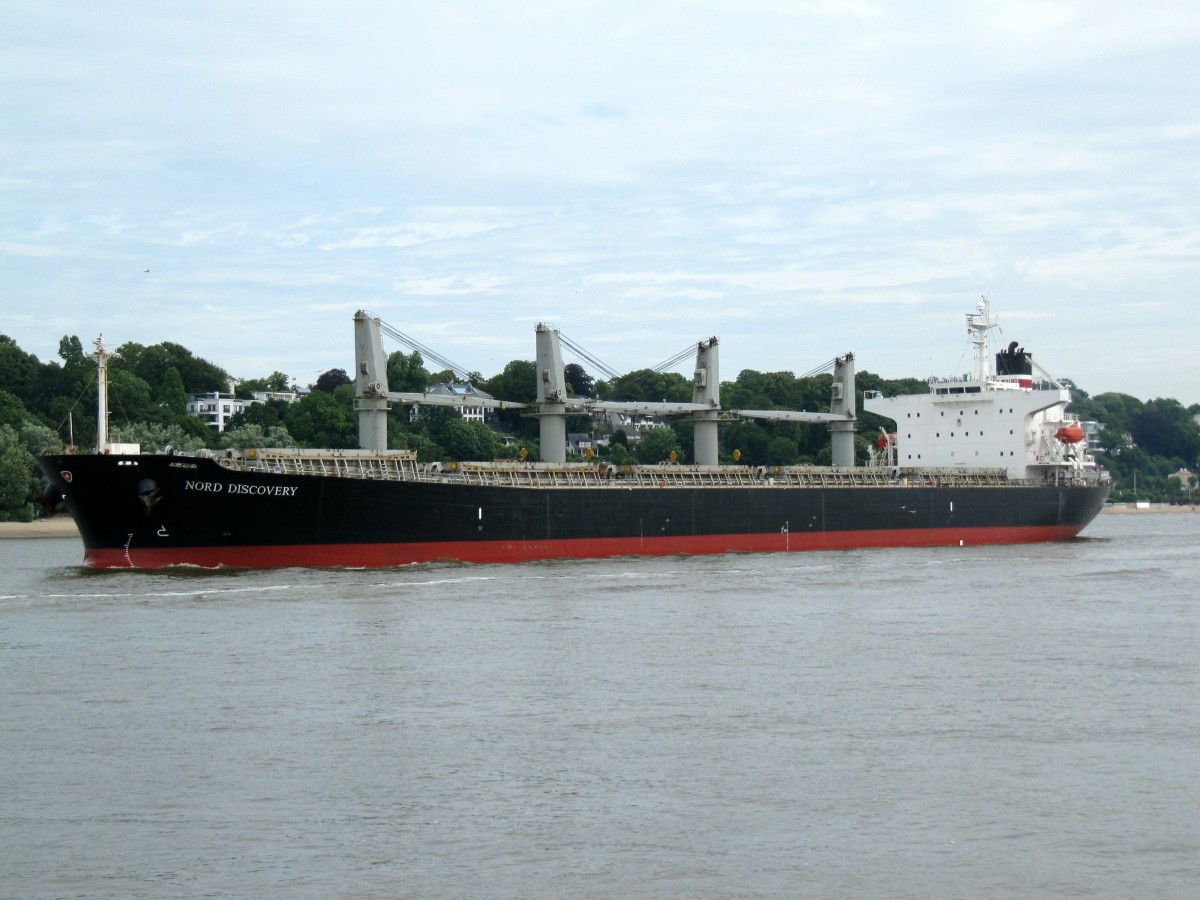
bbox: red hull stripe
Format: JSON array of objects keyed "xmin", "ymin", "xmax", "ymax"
[{"xmin": 83, "ymin": 524, "xmax": 1086, "ymax": 569}]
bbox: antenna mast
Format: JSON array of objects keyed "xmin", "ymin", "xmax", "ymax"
[
  {"xmin": 90, "ymin": 335, "xmax": 110, "ymax": 451},
  {"xmin": 966, "ymin": 296, "xmax": 998, "ymax": 383}
]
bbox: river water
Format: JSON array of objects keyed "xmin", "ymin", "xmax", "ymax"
[{"xmin": 1, "ymin": 513, "xmax": 1197, "ymax": 898}]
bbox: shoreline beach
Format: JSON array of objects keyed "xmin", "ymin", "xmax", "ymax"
[
  {"xmin": 0, "ymin": 517, "xmax": 80, "ymax": 539},
  {"xmin": 1099, "ymin": 504, "xmax": 1196, "ymax": 515}
]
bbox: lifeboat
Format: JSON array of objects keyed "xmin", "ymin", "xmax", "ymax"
[{"xmin": 1055, "ymin": 423, "xmax": 1085, "ymax": 444}]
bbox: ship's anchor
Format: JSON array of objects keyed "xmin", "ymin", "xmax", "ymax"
[{"xmin": 138, "ymin": 478, "xmax": 163, "ymax": 516}]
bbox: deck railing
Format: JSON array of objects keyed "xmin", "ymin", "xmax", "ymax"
[{"xmin": 221, "ymin": 450, "xmax": 1050, "ymax": 489}]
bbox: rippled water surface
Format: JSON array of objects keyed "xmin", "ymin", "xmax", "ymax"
[{"xmin": 2, "ymin": 513, "xmax": 1197, "ymax": 898}]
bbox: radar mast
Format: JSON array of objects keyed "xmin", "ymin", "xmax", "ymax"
[
  {"xmin": 966, "ymin": 296, "xmax": 999, "ymax": 383},
  {"xmin": 90, "ymin": 335, "xmax": 110, "ymax": 452}
]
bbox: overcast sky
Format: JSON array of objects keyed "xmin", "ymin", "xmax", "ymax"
[{"xmin": 3, "ymin": 1, "xmax": 1198, "ymax": 404}]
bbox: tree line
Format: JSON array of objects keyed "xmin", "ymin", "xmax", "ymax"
[{"xmin": 1, "ymin": 332, "xmax": 1197, "ymax": 520}]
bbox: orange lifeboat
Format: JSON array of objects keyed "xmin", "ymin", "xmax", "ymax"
[{"xmin": 1055, "ymin": 423, "xmax": 1085, "ymax": 444}]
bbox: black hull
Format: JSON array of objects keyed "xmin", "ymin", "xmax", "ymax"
[{"xmin": 39, "ymin": 455, "xmax": 1111, "ymax": 569}]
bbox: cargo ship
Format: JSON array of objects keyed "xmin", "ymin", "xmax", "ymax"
[{"xmin": 38, "ymin": 299, "xmax": 1110, "ymax": 569}]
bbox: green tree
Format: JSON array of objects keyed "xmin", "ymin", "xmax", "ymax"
[
  {"xmin": 412, "ymin": 405, "xmax": 456, "ymax": 437},
  {"xmin": 609, "ymin": 369, "xmax": 691, "ymax": 403},
  {"xmin": 22, "ymin": 336, "xmax": 94, "ymax": 429},
  {"xmin": 284, "ymin": 386, "xmax": 357, "ymax": 447},
  {"xmin": 114, "ymin": 341, "xmax": 229, "ymax": 393},
  {"xmin": 314, "ymin": 368, "xmax": 352, "ymax": 392},
  {"xmin": 267, "ymin": 371, "xmax": 292, "ymax": 391},
  {"xmin": 766, "ymin": 435, "xmax": 800, "ymax": 466},
  {"xmin": 483, "ymin": 360, "xmax": 538, "ymax": 402},
  {"xmin": 635, "ymin": 427, "xmax": 682, "ymax": 463},
  {"xmin": 1072, "ymin": 392, "xmax": 1143, "ymax": 436},
  {"xmin": 225, "ymin": 401, "xmax": 284, "ymax": 430},
  {"xmin": 0, "ymin": 335, "xmax": 40, "ymax": 405},
  {"xmin": 109, "ymin": 421, "xmax": 208, "ymax": 453},
  {"xmin": 107, "ymin": 369, "xmax": 155, "ymax": 427},
  {"xmin": 393, "ymin": 430, "xmax": 446, "ymax": 463},
  {"xmin": 20, "ymin": 421, "xmax": 59, "ymax": 457},
  {"xmin": 1098, "ymin": 425, "xmax": 1127, "ymax": 455},
  {"xmin": 1130, "ymin": 400, "xmax": 1200, "ymax": 464},
  {"xmin": 439, "ymin": 418, "xmax": 500, "ymax": 460},
  {"xmin": 0, "ymin": 444, "xmax": 31, "ymax": 521},
  {"xmin": 482, "ymin": 359, "xmax": 539, "ymax": 436},
  {"xmin": 10, "ymin": 421, "xmax": 62, "ymax": 519},
  {"xmin": 219, "ymin": 424, "xmax": 295, "ymax": 449},
  {"xmin": 671, "ymin": 417, "xmax": 695, "ymax": 464},
  {"xmin": 235, "ymin": 371, "xmax": 292, "ymax": 398},
  {"xmin": 58, "ymin": 335, "xmax": 87, "ymax": 367},
  {"xmin": 157, "ymin": 366, "xmax": 188, "ymax": 414},
  {"xmin": 0, "ymin": 423, "xmax": 47, "ymax": 521},
  {"xmin": 387, "ymin": 350, "xmax": 430, "ymax": 393},
  {"xmin": 722, "ymin": 420, "xmax": 770, "ymax": 465},
  {"xmin": 0, "ymin": 390, "xmax": 31, "ymax": 429},
  {"xmin": 564, "ymin": 363, "xmax": 594, "ymax": 397}
]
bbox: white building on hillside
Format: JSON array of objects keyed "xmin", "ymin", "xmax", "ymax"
[
  {"xmin": 187, "ymin": 388, "xmax": 306, "ymax": 432},
  {"xmin": 186, "ymin": 392, "xmax": 249, "ymax": 432},
  {"xmin": 425, "ymin": 383, "xmax": 496, "ymax": 423}
]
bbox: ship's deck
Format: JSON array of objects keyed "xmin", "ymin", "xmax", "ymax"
[{"xmin": 211, "ymin": 449, "xmax": 1075, "ymax": 489}]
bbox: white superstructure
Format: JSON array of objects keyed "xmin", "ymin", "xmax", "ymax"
[{"xmin": 864, "ymin": 298, "xmax": 1095, "ymax": 481}]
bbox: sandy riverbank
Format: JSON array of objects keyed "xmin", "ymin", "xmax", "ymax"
[
  {"xmin": 0, "ymin": 517, "xmax": 81, "ymax": 539},
  {"xmin": 1100, "ymin": 504, "xmax": 1197, "ymax": 515}
]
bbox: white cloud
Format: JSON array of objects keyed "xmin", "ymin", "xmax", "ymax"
[
  {"xmin": 392, "ymin": 275, "xmax": 513, "ymax": 296},
  {"xmin": 0, "ymin": 240, "xmax": 66, "ymax": 258},
  {"xmin": 0, "ymin": 0, "xmax": 1197, "ymax": 402}
]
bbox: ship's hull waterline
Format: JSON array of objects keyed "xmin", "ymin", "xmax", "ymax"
[{"xmin": 40, "ymin": 454, "xmax": 1110, "ymax": 570}]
